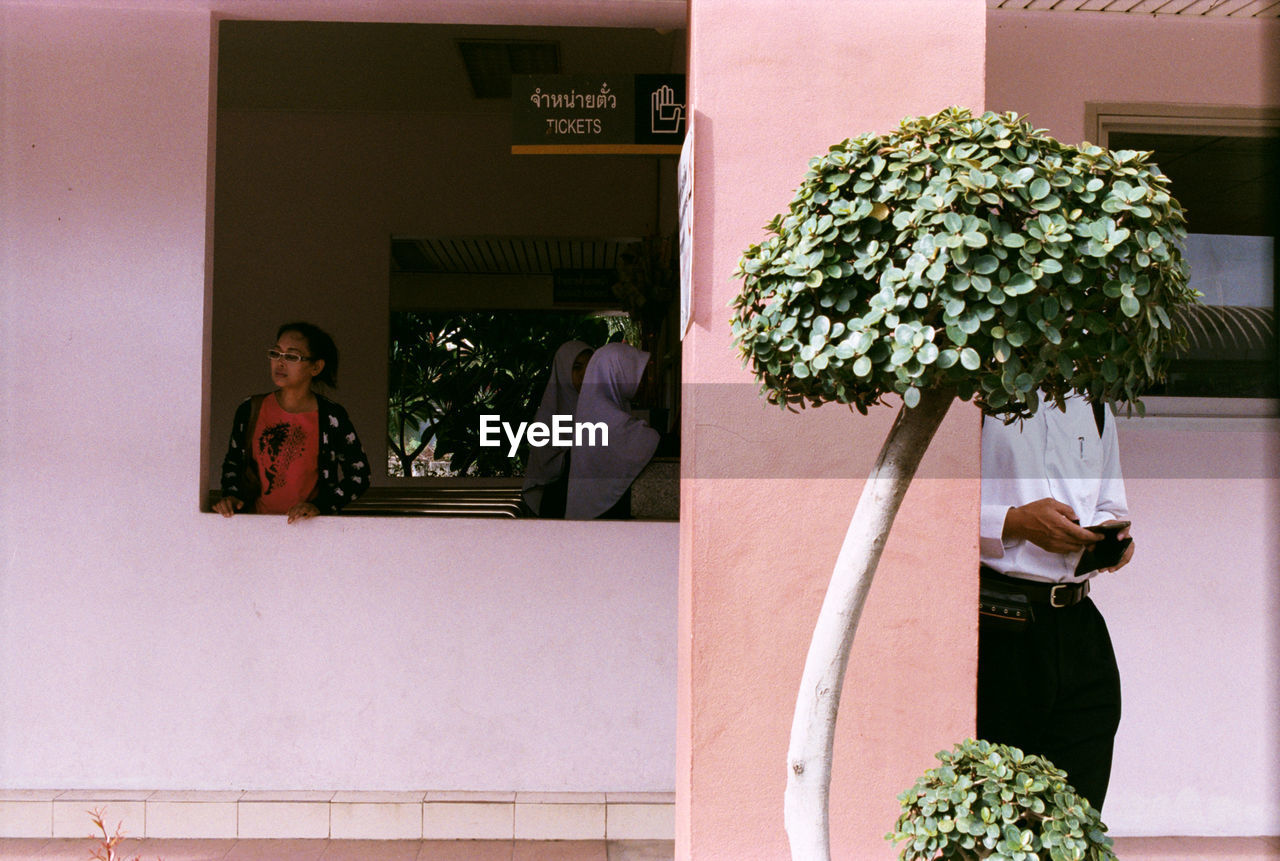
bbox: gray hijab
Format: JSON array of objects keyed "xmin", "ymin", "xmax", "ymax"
[
  {"xmin": 564, "ymin": 343, "xmax": 659, "ymax": 519},
  {"xmin": 522, "ymin": 340, "xmax": 592, "ymax": 514}
]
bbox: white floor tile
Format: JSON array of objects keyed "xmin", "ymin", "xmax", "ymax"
[
  {"xmin": 146, "ymin": 801, "xmax": 238, "ymax": 838},
  {"xmin": 515, "ymin": 802, "xmax": 606, "ymax": 840},
  {"xmin": 422, "ymin": 802, "xmax": 513, "ymax": 840},
  {"xmin": 0, "ymin": 801, "xmax": 51, "ymax": 838},
  {"xmin": 329, "ymin": 803, "xmax": 422, "ymax": 840},
  {"xmin": 238, "ymin": 802, "xmax": 330, "ymax": 839}
]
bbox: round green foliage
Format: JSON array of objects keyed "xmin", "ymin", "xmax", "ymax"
[
  {"xmin": 887, "ymin": 739, "xmax": 1117, "ymax": 861},
  {"xmin": 731, "ymin": 107, "xmax": 1196, "ymax": 418}
]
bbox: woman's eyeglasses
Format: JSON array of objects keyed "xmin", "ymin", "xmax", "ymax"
[{"xmin": 267, "ymin": 348, "xmax": 312, "ymax": 364}]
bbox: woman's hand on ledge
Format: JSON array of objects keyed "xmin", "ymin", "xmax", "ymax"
[
  {"xmin": 213, "ymin": 496, "xmax": 244, "ymax": 517},
  {"xmin": 286, "ymin": 502, "xmax": 320, "ymax": 524}
]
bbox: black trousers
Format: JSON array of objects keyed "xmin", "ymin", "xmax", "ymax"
[{"xmin": 976, "ymin": 595, "xmax": 1122, "ymax": 812}]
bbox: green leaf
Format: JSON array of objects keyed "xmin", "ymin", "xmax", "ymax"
[
  {"xmin": 960, "ymin": 348, "xmax": 981, "ymax": 371},
  {"xmin": 1005, "ymin": 273, "xmax": 1035, "ymax": 295},
  {"xmin": 1029, "ymin": 177, "xmax": 1051, "ymax": 200},
  {"xmin": 973, "ymin": 255, "xmax": 999, "ymax": 275}
]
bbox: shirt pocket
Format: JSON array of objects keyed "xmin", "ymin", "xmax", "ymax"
[{"xmin": 1044, "ymin": 413, "xmax": 1102, "ymax": 481}]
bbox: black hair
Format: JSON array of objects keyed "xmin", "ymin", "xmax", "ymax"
[{"xmin": 277, "ymin": 321, "xmax": 339, "ymax": 388}]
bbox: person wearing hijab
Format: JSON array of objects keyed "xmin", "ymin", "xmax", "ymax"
[
  {"xmin": 564, "ymin": 342, "xmax": 660, "ymax": 520},
  {"xmin": 522, "ymin": 340, "xmax": 593, "ymax": 517}
]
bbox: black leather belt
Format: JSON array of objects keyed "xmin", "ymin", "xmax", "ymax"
[{"xmin": 980, "ymin": 565, "xmax": 1090, "ymax": 609}]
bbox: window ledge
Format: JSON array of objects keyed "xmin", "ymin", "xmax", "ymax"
[
  {"xmin": 211, "ymin": 458, "xmax": 681, "ymax": 520},
  {"xmin": 345, "ymin": 485, "xmax": 525, "ymax": 518},
  {"xmin": 1117, "ymin": 396, "xmax": 1279, "ymax": 433}
]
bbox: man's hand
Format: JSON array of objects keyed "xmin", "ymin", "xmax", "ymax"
[{"xmin": 1003, "ymin": 497, "xmax": 1102, "ymax": 554}]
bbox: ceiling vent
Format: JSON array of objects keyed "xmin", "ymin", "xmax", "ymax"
[
  {"xmin": 457, "ymin": 40, "xmax": 560, "ymax": 99},
  {"xmin": 391, "ymin": 236, "xmax": 637, "ymax": 275}
]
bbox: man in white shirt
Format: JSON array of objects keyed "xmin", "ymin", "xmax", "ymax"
[{"xmin": 978, "ymin": 394, "xmax": 1135, "ymax": 812}]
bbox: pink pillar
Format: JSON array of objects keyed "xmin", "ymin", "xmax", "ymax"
[{"xmin": 679, "ymin": 1, "xmax": 986, "ymax": 857}]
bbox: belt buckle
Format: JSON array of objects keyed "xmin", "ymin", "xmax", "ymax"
[{"xmin": 1049, "ymin": 584, "xmax": 1070, "ymax": 608}]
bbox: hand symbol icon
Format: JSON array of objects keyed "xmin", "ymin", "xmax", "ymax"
[{"xmin": 650, "ymin": 84, "xmax": 685, "ymax": 135}]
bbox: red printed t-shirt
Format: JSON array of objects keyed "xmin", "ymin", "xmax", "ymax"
[{"xmin": 252, "ymin": 394, "xmax": 320, "ymax": 514}]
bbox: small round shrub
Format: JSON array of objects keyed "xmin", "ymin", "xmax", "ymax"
[
  {"xmin": 887, "ymin": 739, "xmax": 1117, "ymax": 861},
  {"xmin": 731, "ymin": 107, "xmax": 1196, "ymax": 420}
]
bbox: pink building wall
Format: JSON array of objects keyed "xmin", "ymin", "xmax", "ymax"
[
  {"xmin": 680, "ymin": 1, "xmax": 985, "ymax": 857},
  {"xmin": 988, "ymin": 11, "xmax": 1280, "ymax": 835},
  {"xmin": 2, "ymin": 0, "xmax": 1275, "ymax": 852},
  {"xmin": 987, "ymin": 10, "xmax": 1279, "ymax": 144}
]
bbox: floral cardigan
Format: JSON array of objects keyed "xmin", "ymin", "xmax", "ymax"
[{"xmin": 219, "ymin": 392, "xmax": 370, "ymax": 514}]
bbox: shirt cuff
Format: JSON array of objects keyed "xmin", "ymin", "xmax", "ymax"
[{"xmin": 979, "ymin": 504, "xmax": 1012, "ymax": 559}]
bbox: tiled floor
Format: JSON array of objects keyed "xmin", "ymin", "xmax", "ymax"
[
  {"xmin": 1112, "ymin": 835, "xmax": 1280, "ymax": 860},
  {"xmin": 0, "ymin": 792, "xmax": 674, "ymax": 843},
  {"xmin": 1, "ymin": 836, "xmax": 1277, "ymax": 860},
  {"xmin": 0, "ymin": 838, "xmax": 674, "ymax": 861}
]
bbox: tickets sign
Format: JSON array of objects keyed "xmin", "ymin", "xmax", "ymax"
[{"xmin": 512, "ymin": 74, "xmax": 686, "ymax": 155}]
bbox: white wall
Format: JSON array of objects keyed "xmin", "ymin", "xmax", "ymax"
[
  {"xmin": 989, "ymin": 9, "xmax": 1280, "ymax": 836},
  {"xmin": 1, "ymin": 2, "xmax": 676, "ymax": 793},
  {"xmin": 1109, "ymin": 419, "xmax": 1279, "ymax": 835}
]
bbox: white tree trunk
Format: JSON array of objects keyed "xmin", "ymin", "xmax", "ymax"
[{"xmin": 784, "ymin": 387, "xmax": 956, "ymax": 860}]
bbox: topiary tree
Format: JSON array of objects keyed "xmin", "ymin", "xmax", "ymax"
[
  {"xmin": 888, "ymin": 739, "xmax": 1117, "ymax": 861},
  {"xmin": 730, "ymin": 107, "xmax": 1196, "ymax": 860}
]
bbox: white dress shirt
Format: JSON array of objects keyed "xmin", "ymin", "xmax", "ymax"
[{"xmin": 980, "ymin": 395, "xmax": 1129, "ymax": 584}]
